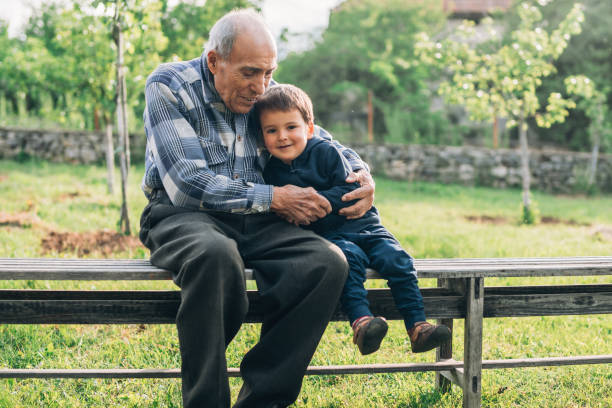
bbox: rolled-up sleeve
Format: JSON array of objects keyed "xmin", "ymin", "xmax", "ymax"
[{"xmin": 145, "ymin": 80, "xmax": 273, "ymax": 213}]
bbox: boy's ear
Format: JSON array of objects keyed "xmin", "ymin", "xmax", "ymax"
[{"xmin": 307, "ymin": 122, "xmax": 315, "ymax": 139}]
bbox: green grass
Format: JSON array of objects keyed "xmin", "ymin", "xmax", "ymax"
[{"xmin": 0, "ymin": 159, "xmax": 611, "ymax": 407}]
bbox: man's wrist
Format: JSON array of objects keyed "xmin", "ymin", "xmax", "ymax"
[{"xmin": 249, "ymin": 183, "xmax": 274, "ymax": 213}]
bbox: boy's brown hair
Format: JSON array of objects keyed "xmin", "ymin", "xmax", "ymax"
[{"xmin": 254, "ymin": 84, "xmax": 314, "ymax": 125}]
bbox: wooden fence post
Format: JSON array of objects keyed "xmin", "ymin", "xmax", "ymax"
[
  {"xmin": 463, "ymin": 277, "xmax": 484, "ymax": 408},
  {"xmin": 436, "ymin": 277, "xmax": 454, "ymax": 392}
]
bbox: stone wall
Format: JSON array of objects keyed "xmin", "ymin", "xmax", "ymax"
[
  {"xmin": 0, "ymin": 127, "xmax": 146, "ymax": 164},
  {"xmin": 352, "ymin": 143, "xmax": 612, "ymax": 193},
  {"xmin": 1, "ymin": 127, "xmax": 611, "ymax": 193}
]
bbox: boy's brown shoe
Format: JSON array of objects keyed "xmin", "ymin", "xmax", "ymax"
[
  {"xmin": 407, "ymin": 321, "xmax": 451, "ymax": 353},
  {"xmin": 352, "ymin": 316, "xmax": 388, "ymax": 355}
]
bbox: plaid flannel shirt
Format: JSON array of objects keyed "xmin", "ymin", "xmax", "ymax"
[{"xmin": 141, "ymin": 54, "xmax": 367, "ymax": 213}]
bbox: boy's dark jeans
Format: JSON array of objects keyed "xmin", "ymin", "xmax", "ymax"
[
  {"xmin": 140, "ymin": 191, "xmax": 348, "ymax": 408},
  {"xmin": 324, "ymin": 224, "xmax": 426, "ymax": 330}
]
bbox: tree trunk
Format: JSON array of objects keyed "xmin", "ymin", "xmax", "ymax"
[
  {"xmin": 0, "ymin": 92, "xmax": 6, "ymax": 118},
  {"xmin": 492, "ymin": 115, "xmax": 499, "ymax": 149},
  {"xmin": 94, "ymin": 107, "xmax": 100, "ymax": 131},
  {"xmin": 588, "ymin": 112, "xmax": 602, "ymax": 186},
  {"xmin": 105, "ymin": 119, "xmax": 115, "ymax": 194},
  {"xmin": 519, "ymin": 109, "xmax": 530, "ymax": 211},
  {"xmin": 114, "ymin": 3, "xmax": 131, "ymax": 235},
  {"xmin": 588, "ymin": 135, "xmax": 599, "ymax": 186},
  {"xmin": 367, "ymin": 89, "xmax": 373, "ymax": 143}
]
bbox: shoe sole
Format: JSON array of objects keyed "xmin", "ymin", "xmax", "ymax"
[
  {"xmin": 412, "ymin": 327, "xmax": 452, "ymax": 353},
  {"xmin": 359, "ymin": 318, "xmax": 389, "ymax": 355}
]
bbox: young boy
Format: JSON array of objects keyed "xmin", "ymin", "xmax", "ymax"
[{"xmin": 255, "ymin": 84, "xmax": 451, "ymax": 355}]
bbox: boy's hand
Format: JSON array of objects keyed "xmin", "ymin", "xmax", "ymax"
[
  {"xmin": 271, "ymin": 185, "xmax": 331, "ymax": 225},
  {"xmin": 339, "ymin": 169, "xmax": 375, "ymax": 219}
]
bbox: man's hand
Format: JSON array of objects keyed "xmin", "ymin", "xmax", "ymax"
[
  {"xmin": 339, "ymin": 169, "xmax": 375, "ymax": 219},
  {"xmin": 271, "ymin": 185, "xmax": 332, "ymax": 225}
]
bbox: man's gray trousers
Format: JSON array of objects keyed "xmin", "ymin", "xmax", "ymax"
[{"xmin": 139, "ymin": 191, "xmax": 348, "ymax": 408}]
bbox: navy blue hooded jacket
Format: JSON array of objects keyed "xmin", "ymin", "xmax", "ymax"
[{"xmin": 263, "ymin": 136, "xmax": 379, "ymax": 235}]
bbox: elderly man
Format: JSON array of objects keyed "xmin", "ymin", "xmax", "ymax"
[{"xmin": 139, "ymin": 9, "xmax": 374, "ymax": 408}]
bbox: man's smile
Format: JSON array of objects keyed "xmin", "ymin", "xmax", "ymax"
[{"xmin": 241, "ymin": 95, "xmax": 257, "ymax": 103}]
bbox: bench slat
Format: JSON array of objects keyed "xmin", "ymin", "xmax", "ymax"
[
  {"xmin": 1, "ymin": 355, "xmax": 609, "ymax": 379},
  {"xmin": 0, "ymin": 288, "xmax": 465, "ymax": 323},
  {"xmin": 1, "ymin": 285, "xmax": 610, "ymax": 324},
  {"xmin": 2, "ymin": 256, "xmax": 610, "ymax": 265},
  {"xmin": 1, "ymin": 257, "xmax": 612, "ymax": 280}
]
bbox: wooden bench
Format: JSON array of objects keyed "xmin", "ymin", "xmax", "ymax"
[{"xmin": 0, "ymin": 256, "xmax": 611, "ymax": 408}]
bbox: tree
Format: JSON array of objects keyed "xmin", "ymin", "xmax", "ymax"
[
  {"xmin": 40, "ymin": 3, "xmax": 119, "ymax": 190},
  {"xmin": 0, "ymin": 21, "xmax": 22, "ymax": 118},
  {"xmin": 416, "ymin": 1, "xmax": 583, "ymax": 223},
  {"xmin": 160, "ymin": 0, "xmax": 257, "ymax": 61},
  {"xmin": 276, "ymin": 0, "xmax": 449, "ymax": 144},
  {"xmin": 565, "ymin": 75, "xmax": 612, "ymax": 187},
  {"xmin": 112, "ymin": 1, "xmax": 131, "ymax": 234},
  {"xmin": 1, "ymin": 7, "xmax": 74, "ymax": 127},
  {"xmin": 502, "ymin": 0, "xmax": 612, "ymax": 151}
]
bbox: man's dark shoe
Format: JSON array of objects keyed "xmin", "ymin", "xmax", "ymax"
[
  {"xmin": 352, "ymin": 316, "xmax": 388, "ymax": 355},
  {"xmin": 407, "ymin": 321, "xmax": 451, "ymax": 353}
]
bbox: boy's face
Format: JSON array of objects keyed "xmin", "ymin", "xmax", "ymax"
[{"xmin": 260, "ymin": 109, "xmax": 314, "ymax": 165}]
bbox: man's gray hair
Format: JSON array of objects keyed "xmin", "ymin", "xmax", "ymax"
[{"xmin": 204, "ymin": 9, "xmax": 270, "ymax": 60}]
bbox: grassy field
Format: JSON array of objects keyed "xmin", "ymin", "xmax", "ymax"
[{"xmin": 0, "ymin": 159, "xmax": 611, "ymax": 407}]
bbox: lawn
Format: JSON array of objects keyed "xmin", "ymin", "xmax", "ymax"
[{"xmin": 0, "ymin": 159, "xmax": 611, "ymax": 407}]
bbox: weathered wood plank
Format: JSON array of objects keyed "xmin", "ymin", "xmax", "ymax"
[
  {"xmin": 1, "ymin": 355, "xmax": 609, "ymax": 379},
  {"xmin": 481, "ymin": 354, "xmax": 612, "ymax": 368},
  {"xmin": 464, "ymin": 277, "xmax": 484, "ymax": 408},
  {"xmin": 0, "ymin": 288, "xmax": 465, "ymax": 324},
  {"xmin": 4, "ymin": 284, "xmax": 607, "ymax": 300},
  {"xmin": 435, "ymin": 278, "xmax": 455, "ymax": 393},
  {"xmin": 484, "ymin": 290, "xmax": 612, "ymax": 317},
  {"xmin": 439, "ymin": 365, "xmax": 465, "ymax": 389},
  {"xmin": 1, "ymin": 285, "xmax": 610, "ymax": 324},
  {"xmin": 1, "ymin": 257, "xmax": 611, "ymax": 280},
  {"xmin": 485, "ymin": 285, "xmax": 612, "ymax": 295},
  {"xmin": 0, "ymin": 362, "xmax": 466, "ymax": 379},
  {"xmin": 3, "ymin": 256, "xmax": 610, "ymax": 267}
]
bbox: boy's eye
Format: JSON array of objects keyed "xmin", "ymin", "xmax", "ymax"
[
  {"xmin": 288, "ymin": 125, "xmax": 297, "ymax": 130},
  {"xmin": 265, "ymin": 128, "xmax": 276, "ymax": 134}
]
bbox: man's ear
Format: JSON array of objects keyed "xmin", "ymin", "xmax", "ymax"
[
  {"xmin": 207, "ymin": 51, "xmax": 219, "ymax": 74},
  {"xmin": 307, "ymin": 121, "xmax": 315, "ymax": 139}
]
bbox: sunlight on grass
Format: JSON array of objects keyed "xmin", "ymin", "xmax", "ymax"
[{"xmin": 0, "ymin": 159, "xmax": 611, "ymax": 407}]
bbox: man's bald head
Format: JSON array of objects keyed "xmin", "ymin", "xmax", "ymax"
[
  {"xmin": 205, "ymin": 9, "xmax": 278, "ymax": 114},
  {"xmin": 204, "ymin": 9, "xmax": 276, "ymax": 61}
]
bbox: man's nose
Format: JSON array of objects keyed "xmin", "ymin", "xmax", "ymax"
[{"xmin": 251, "ymin": 74, "xmax": 266, "ymax": 95}]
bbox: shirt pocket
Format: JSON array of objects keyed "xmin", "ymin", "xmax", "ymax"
[{"xmin": 200, "ymin": 140, "xmax": 229, "ymax": 173}]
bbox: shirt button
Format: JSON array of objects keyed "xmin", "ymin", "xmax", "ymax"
[
  {"xmin": 233, "ymin": 174, "xmax": 239, "ymax": 179},
  {"xmin": 237, "ymin": 135, "xmax": 242, "ymax": 142}
]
